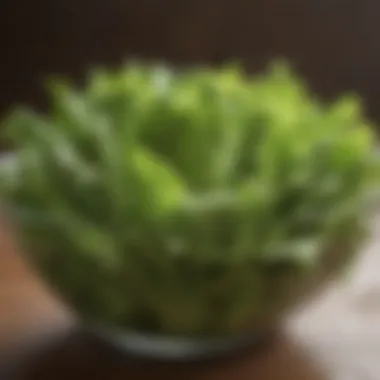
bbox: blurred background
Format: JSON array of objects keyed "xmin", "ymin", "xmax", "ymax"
[{"xmin": 1, "ymin": 0, "xmax": 380, "ymax": 135}]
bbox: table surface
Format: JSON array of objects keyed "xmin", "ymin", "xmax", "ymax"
[{"xmin": 1, "ymin": 216, "xmax": 380, "ymax": 380}]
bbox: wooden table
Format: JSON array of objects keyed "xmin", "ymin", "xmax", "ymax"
[{"xmin": 1, "ymin": 216, "xmax": 380, "ymax": 380}]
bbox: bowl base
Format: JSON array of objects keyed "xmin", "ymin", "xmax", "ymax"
[{"xmin": 86, "ymin": 326, "xmax": 275, "ymax": 362}]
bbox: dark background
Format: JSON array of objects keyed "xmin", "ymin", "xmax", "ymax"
[{"xmin": 1, "ymin": 0, "xmax": 380, "ymax": 122}]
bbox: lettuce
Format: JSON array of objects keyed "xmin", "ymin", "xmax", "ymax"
[{"xmin": 1, "ymin": 61, "xmax": 378, "ymax": 335}]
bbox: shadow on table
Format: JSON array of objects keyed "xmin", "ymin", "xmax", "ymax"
[{"xmin": 4, "ymin": 327, "xmax": 328, "ymax": 380}]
